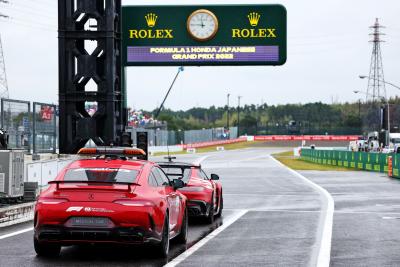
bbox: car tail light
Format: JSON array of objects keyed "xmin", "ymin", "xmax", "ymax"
[
  {"xmin": 113, "ymin": 200, "xmax": 155, "ymax": 207},
  {"xmin": 179, "ymin": 186, "xmax": 205, "ymax": 192},
  {"xmin": 37, "ymin": 198, "xmax": 69, "ymax": 204}
]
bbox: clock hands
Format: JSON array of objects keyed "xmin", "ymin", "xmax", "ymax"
[{"xmin": 200, "ymin": 17, "xmax": 205, "ymax": 28}]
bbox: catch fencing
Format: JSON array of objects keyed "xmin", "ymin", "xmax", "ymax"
[
  {"xmin": 127, "ymin": 126, "xmax": 238, "ymax": 146},
  {"xmin": 0, "ymin": 99, "xmax": 57, "ymax": 153},
  {"xmin": 1, "ymin": 99, "xmax": 31, "ymax": 150},
  {"xmin": 127, "ymin": 128, "xmax": 177, "ymax": 147},
  {"xmin": 32, "ymin": 102, "xmax": 57, "ymax": 154},
  {"xmin": 183, "ymin": 127, "xmax": 237, "ymax": 144},
  {"xmin": 0, "ymin": 98, "xmax": 239, "ymax": 152}
]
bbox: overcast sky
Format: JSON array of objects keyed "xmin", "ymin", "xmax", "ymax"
[{"xmin": 0, "ymin": 0, "xmax": 399, "ymax": 111}]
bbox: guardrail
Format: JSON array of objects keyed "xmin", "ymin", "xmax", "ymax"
[
  {"xmin": 300, "ymin": 149, "xmax": 400, "ymax": 178},
  {"xmin": 0, "ymin": 202, "xmax": 35, "ymax": 227}
]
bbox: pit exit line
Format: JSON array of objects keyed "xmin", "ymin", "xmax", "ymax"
[
  {"xmin": 269, "ymin": 155, "xmax": 334, "ymax": 267},
  {"xmin": 192, "ymin": 155, "xmax": 210, "ymax": 165},
  {"xmin": 164, "ymin": 209, "xmax": 248, "ymax": 267},
  {"xmin": 0, "ymin": 227, "xmax": 33, "ymax": 240}
]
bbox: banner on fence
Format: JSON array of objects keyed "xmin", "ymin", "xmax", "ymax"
[{"xmin": 254, "ymin": 135, "xmax": 360, "ymax": 141}]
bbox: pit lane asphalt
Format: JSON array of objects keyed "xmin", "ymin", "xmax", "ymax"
[
  {"xmin": 302, "ymin": 170, "xmax": 400, "ymax": 266},
  {"xmin": 0, "ymin": 148, "xmax": 326, "ymax": 266}
]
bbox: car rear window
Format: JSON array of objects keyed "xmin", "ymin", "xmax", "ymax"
[
  {"xmin": 161, "ymin": 167, "xmax": 192, "ymax": 182},
  {"xmin": 64, "ymin": 168, "xmax": 139, "ymax": 183}
]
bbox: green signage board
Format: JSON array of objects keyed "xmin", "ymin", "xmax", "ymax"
[{"xmin": 121, "ymin": 5, "xmax": 287, "ymax": 66}]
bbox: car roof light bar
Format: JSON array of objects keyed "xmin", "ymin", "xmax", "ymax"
[{"xmin": 77, "ymin": 147, "xmax": 146, "ymax": 156}]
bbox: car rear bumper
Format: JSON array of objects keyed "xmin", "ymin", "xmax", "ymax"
[
  {"xmin": 35, "ymin": 225, "xmax": 160, "ymax": 245},
  {"xmin": 187, "ymin": 200, "xmax": 211, "ymax": 217}
]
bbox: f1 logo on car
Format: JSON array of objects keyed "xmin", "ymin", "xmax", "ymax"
[{"xmin": 66, "ymin": 207, "xmax": 83, "ymax": 212}]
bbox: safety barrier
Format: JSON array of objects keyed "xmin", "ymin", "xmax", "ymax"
[
  {"xmin": 0, "ymin": 202, "xmax": 35, "ymax": 227},
  {"xmin": 300, "ymin": 149, "xmax": 400, "ymax": 179},
  {"xmin": 255, "ymin": 135, "xmax": 360, "ymax": 141},
  {"xmin": 300, "ymin": 149, "xmax": 391, "ymax": 173},
  {"xmin": 182, "ymin": 137, "xmax": 247, "ymax": 149}
]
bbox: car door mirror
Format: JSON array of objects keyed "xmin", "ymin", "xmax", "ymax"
[
  {"xmin": 172, "ymin": 179, "xmax": 185, "ymax": 190},
  {"xmin": 210, "ymin": 174, "xmax": 219, "ymax": 180}
]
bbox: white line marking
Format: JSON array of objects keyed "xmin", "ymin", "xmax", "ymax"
[
  {"xmin": 382, "ymin": 216, "xmax": 400, "ymax": 220},
  {"xmin": 269, "ymin": 155, "xmax": 334, "ymax": 267},
  {"xmin": 165, "ymin": 209, "xmax": 248, "ymax": 267},
  {"xmin": 0, "ymin": 227, "xmax": 33, "ymax": 240},
  {"xmin": 192, "ymin": 155, "xmax": 210, "ymax": 165}
]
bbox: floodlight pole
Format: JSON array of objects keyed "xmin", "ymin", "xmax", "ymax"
[
  {"xmin": 237, "ymin": 96, "xmax": 242, "ymax": 136},
  {"xmin": 359, "ymin": 75, "xmax": 400, "ymax": 90},
  {"xmin": 227, "ymin": 93, "xmax": 230, "ymax": 133}
]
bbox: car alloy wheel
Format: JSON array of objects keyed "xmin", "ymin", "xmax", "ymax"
[
  {"xmin": 156, "ymin": 215, "xmax": 170, "ymax": 257},
  {"xmin": 177, "ymin": 208, "xmax": 188, "ymax": 243}
]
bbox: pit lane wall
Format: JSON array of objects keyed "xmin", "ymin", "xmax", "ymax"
[
  {"xmin": 254, "ymin": 135, "xmax": 359, "ymax": 141},
  {"xmin": 300, "ymin": 149, "xmax": 400, "ymax": 178},
  {"xmin": 182, "ymin": 137, "xmax": 247, "ymax": 149},
  {"xmin": 0, "ymin": 202, "xmax": 35, "ymax": 227}
]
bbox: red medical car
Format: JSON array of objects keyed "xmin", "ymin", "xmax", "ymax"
[
  {"xmin": 34, "ymin": 147, "xmax": 188, "ymax": 258},
  {"xmin": 158, "ymin": 159, "xmax": 223, "ymax": 223}
]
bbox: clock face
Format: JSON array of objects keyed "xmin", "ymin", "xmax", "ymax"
[{"xmin": 187, "ymin": 9, "xmax": 219, "ymax": 41}]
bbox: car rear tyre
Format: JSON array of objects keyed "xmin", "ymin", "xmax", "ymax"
[
  {"xmin": 216, "ymin": 195, "xmax": 223, "ymax": 218},
  {"xmin": 34, "ymin": 237, "xmax": 61, "ymax": 257},
  {"xmin": 176, "ymin": 208, "xmax": 188, "ymax": 244},
  {"xmin": 206, "ymin": 201, "xmax": 215, "ymax": 224},
  {"xmin": 156, "ymin": 215, "xmax": 170, "ymax": 258}
]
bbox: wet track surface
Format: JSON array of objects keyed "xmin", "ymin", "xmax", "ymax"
[
  {"xmin": 1, "ymin": 148, "xmax": 400, "ymax": 266},
  {"xmin": 0, "ymin": 216, "xmax": 225, "ymax": 267},
  {"xmin": 303, "ymin": 170, "xmax": 400, "ymax": 266}
]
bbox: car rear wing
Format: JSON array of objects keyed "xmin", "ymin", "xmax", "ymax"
[
  {"xmin": 158, "ymin": 164, "xmax": 201, "ymax": 169},
  {"xmin": 48, "ymin": 180, "xmax": 141, "ymax": 191}
]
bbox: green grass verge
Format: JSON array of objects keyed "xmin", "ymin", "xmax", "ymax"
[
  {"xmin": 272, "ymin": 151, "xmax": 357, "ymax": 171},
  {"xmin": 153, "ymin": 141, "xmax": 253, "ymax": 156}
]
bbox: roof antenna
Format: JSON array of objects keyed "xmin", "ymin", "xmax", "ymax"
[
  {"xmin": 167, "ymin": 142, "xmax": 170, "ymax": 160},
  {"xmin": 164, "ymin": 139, "xmax": 176, "ymax": 162}
]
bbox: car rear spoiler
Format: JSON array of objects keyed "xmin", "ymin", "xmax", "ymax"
[
  {"xmin": 48, "ymin": 180, "xmax": 141, "ymax": 191},
  {"xmin": 158, "ymin": 164, "xmax": 201, "ymax": 169}
]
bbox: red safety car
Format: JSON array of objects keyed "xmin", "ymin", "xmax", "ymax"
[
  {"xmin": 34, "ymin": 147, "xmax": 188, "ymax": 258},
  {"xmin": 158, "ymin": 159, "xmax": 222, "ymax": 223}
]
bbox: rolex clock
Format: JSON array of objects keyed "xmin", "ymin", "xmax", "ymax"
[{"xmin": 187, "ymin": 9, "xmax": 219, "ymax": 41}]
